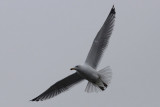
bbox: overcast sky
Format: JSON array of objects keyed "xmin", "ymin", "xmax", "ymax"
[{"xmin": 0, "ymin": 0, "xmax": 160, "ymax": 107}]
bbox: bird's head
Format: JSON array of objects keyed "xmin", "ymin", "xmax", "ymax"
[{"xmin": 70, "ymin": 65, "xmax": 81, "ymax": 71}]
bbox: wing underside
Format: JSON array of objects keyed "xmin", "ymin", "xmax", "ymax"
[
  {"xmin": 31, "ymin": 73, "xmax": 83, "ymax": 101},
  {"xmin": 85, "ymin": 6, "xmax": 116, "ymax": 69}
]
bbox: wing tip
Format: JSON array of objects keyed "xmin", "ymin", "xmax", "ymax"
[
  {"xmin": 30, "ymin": 99, "xmax": 38, "ymax": 102},
  {"xmin": 110, "ymin": 5, "xmax": 116, "ymax": 15},
  {"xmin": 30, "ymin": 97, "xmax": 40, "ymax": 102}
]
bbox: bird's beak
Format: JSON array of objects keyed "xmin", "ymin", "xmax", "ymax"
[{"xmin": 70, "ymin": 68, "xmax": 75, "ymax": 70}]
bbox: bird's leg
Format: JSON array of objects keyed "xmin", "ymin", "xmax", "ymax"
[
  {"xmin": 98, "ymin": 86, "xmax": 105, "ymax": 91},
  {"xmin": 102, "ymin": 82, "xmax": 108, "ymax": 88}
]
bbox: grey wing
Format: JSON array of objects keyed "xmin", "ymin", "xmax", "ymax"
[
  {"xmin": 85, "ymin": 6, "xmax": 116, "ymax": 69},
  {"xmin": 31, "ymin": 73, "xmax": 83, "ymax": 101}
]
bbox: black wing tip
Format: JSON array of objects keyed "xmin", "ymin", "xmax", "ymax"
[
  {"xmin": 30, "ymin": 98, "xmax": 40, "ymax": 102},
  {"xmin": 30, "ymin": 99, "xmax": 37, "ymax": 102},
  {"xmin": 110, "ymin": 5, "xmax": 116, "ymax": 15}
]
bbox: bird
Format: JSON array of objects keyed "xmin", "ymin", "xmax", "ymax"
[{"xmin": 31, "ymin": 5, "xmax": 116, "ymax": 101}]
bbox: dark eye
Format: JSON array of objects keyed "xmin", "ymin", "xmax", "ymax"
[{"xmin": 76, "ymin": 66, "xmax": 78, "ymax": 68}]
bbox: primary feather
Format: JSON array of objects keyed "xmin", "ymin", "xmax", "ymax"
[{"xmin": 31, "ymin": 73, "xmax": 83, "ymax": 101}]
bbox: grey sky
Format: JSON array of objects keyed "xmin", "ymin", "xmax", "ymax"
[{"xmin": 0, "ymin": 0, "xmax": 160, "ymax": 107}]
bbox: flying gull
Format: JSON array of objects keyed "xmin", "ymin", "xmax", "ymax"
[{"xmin": 31, "ymin": 5, "xmax": 116, "ymax": 101}]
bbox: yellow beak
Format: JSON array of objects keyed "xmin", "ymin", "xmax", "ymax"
[{"xmin": 70, "ymin": 68, "xmax": 75, "ymax": 70}]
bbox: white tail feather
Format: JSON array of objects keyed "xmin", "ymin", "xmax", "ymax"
[
  {"xmin": 85, "ymin": 82, "xmax": 101, "ymax": 93},
  {"xmin": 98, "ymin": 66, "xmax": 112, "ymax": 85}
]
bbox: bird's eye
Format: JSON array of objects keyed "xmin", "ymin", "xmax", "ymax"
[{"xmin": 76, "ymin": 66, "xmax": 78, "ymax": 68}]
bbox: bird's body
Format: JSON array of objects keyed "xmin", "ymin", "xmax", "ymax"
[
  {"xmin": 74, "ymin": 64, "xmax": 110, "ymax": 91},
  {"xmin": 75, "ymin": 64, "xmax": 99, "ymax": 83},
  {"xmin": 31, "ymin": 5, "xmax": 116, "ymax": 101}
]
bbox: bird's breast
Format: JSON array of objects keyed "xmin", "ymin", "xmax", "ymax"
[{"xmin": 77, "ymin": 66, "xmax": 99, "ymax": 83}]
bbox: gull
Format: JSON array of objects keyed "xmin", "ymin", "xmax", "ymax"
[{"xmin": 31, "ymin": 5, "xmax": 116, "ymax": 101}]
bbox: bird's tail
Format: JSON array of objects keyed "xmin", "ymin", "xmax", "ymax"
[
  {"xmin": 85, "ymin": 81, "xmax": 102, "ymax": 93},
  {"xmin": 85, "ymin": 66, "xmax": 112, "ymax": 93},
  {"xmin": 98, "ymin": 66, "xmax": 112, "ymax": 87}
]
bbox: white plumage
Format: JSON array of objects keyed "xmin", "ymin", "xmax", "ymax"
[{"xmin": 31, "ymin": 5, "xmax": 116, "ymax": 101}]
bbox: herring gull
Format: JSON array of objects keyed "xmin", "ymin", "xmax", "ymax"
[{"xmin": 31, "ymin": 5, "xmax": 116, "ymax": 101}]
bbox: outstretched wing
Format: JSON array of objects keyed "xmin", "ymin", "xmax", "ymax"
[
  {"xmin": 31, "ymin": 73, "xmax": 83, "ymax": 101},
  {"xmin": 85, "ymin": 6, "xmax": 116, "ymax": 69}
]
